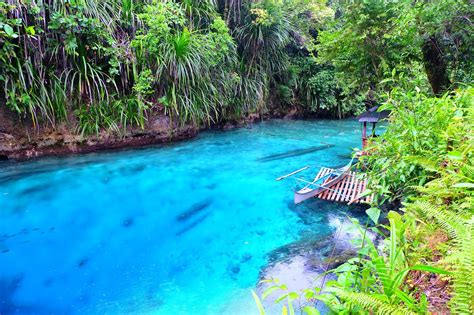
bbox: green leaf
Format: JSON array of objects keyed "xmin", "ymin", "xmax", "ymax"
[
  {"xmin": 447, "ymin": 151, "xmax": 462, "ymax": 160},
  {"xmin": 302, "ymin": 306, "xmax": 320, "ymax": 315},
  {"xmin": 287, "ymin": 292, "xmax": 299, "ymax": 301},
  {"xmin": 3, "ymin": 24, "xmax": 18, "ymax": 38},
  {"xmin": 358, "ymin": 189, "xmax": 373, "ymax": 198},
  {"xmin": 394, "ymin": 289, "xmax": 416, "ymax": 308},
  {"xmin": 288, "ymin": 299, "xmax": 295, "ymax": 315},
  {"xmin": 262, "ymin": 285, "xmax": 280, "ymax": 300},
  {"xmin": 275, "ymin": 293, "xmax": 289, "ymax": 303},
  {"xmin": 252, "ymin": 290, "xmax": 266, "ymax": 315},
  {"xmin": 26, "ymin": 26, "xmax": 36, "ymax": 36},
  {"xmin": 366, "ymin": 207, "xmax": 381, "ymax": 224},
  {"xmin": 304, "ymin": 290, "xmax": 315, "ymax": 300},
  {"xmin": 409, "ymin": 265, "xmax": 450, "ymax": 275}
]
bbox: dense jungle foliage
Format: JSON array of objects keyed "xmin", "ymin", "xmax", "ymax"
[
  {"xmin": 1, "ymin": 0, "xmax": 344, "ymax": 135},
  {"xmin": 3, "ymin": 0, "xmax": 469, "ymax": 135}
]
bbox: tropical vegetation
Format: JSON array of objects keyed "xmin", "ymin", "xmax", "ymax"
[
  {"xmin": 1, "ymin": 0, "xmax": 473, "ymax": 313},
  {"xmin": 250, "ymin": 0, "xmax": 473, "ymax": 314},
  {"xmin": 1, "ymin": 0, "xmax": 354, "ymax": 136}
]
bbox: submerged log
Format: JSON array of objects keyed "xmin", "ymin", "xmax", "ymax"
[{"xmin": 258, "ymin": 144, "xmax": 334, "ymax": 162}]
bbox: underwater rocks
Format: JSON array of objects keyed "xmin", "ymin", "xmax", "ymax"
[
  {"xmin": 227, "ymin": 253, "xmax": 254, "ymax": 280},
  {"xmin": 257, "ymin": 216, "xmax": 378, "ymax": 310},
  {"xmin": 230, "ymin": 264, "xmax": 241, "ymax": 275},
  {"xmin": 0, "ymin": 275, "xmax": 24, "ymax": 314},
  {"xmin": 122, "ymin": 218, "xmax": 135, "ymax": 228},
  {"xmin": 77, "ymin": 258, "xmax": 89, "ymax": 268}
]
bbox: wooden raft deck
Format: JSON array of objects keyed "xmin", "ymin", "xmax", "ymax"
[{"xmin": 314, "ymin": 167, "xmax": 374, "ymax": 204}]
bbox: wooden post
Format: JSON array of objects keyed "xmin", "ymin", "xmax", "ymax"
[{"xmin": 362, "ymin": 122, "xmax": 367, "ymax": 148}]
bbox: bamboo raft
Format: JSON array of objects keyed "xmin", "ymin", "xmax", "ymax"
[{"xmin": 313, "ymin": 167, "xmax": 374, "ymax": 204}]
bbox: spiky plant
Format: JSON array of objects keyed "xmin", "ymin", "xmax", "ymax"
[
  {"xmin": 49, "ymin": 0, "xmax": 120, "ymax": 29},
  {"xmin": 181, "ymin": 0, "xmax": 217, "ymax": 29},
  {"xmin": 235, "ymin": 0, "xmax": 292, "ymax": 79}
]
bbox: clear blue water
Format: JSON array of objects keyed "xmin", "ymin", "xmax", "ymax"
[{"xmin": 0, "ymin": 119, "xmax": 368, "ymax": 314}]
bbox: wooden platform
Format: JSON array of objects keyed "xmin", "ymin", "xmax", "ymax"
[{"xmin": 314, "ymin": 167, "xmax": 374, "ymax": 204}]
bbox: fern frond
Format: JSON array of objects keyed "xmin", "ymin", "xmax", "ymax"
[
  {"xmin": 409, "ymin": 201, "xmax": 465, "ymax": 239},
  {"xmin": 451, "ymin": 217, "xmax": 474, "ymax": 315},
  {"xmin": 460, "ymin": 164, "xmax": 474, "ymax": 180},
  {"xmin": 333, "ymin": 290, "xmax": 416, "ymax": 315},
  {"xmin": 409, "ymin": 201, "xmax": 474, "ymax": 314},
  {"xmin": 404, "ymin": 155, "xmax": 439, "ymax": 173}
]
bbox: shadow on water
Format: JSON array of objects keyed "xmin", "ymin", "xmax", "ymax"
[
  {"xmin": 0, "ymin": 157, "xmax": 107, "ymax": 185},
  {"xmin": 175, "ymin": 213, "xmax": 210, "ymax": 237},
  {"xmin": 17, "ymin": 184, "xmax": 46, "ymax": 196},
  {"xmin": 257, "ymin": 144, "xmax": 335, "ymax": 162},
  {"xmin": 286, "ymin": 198, "xmax": 362, "ymax": 223},
  {"xmin": 77, "ymin": 258, "xmax": 89, "ymax": 268},
  {"xmin": 337, "ymin": 153, "xmax": 353, "ymax": 159},
  {"xmin": 174, "ymin": 198, "xmax": 214, "ymax": 236},
  {"xmin": 113, "ymin": 164, "xmax": 147, "ymax": 177}
]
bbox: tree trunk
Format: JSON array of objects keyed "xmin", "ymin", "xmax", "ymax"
[{"xmin": 422, "ymin": 36, "xmax": 451, "ymax": 96}]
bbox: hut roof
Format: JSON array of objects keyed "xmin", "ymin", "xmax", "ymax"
[{"xmin": 357, "ymin": 106, "xmax": 390, "ymax": 123}]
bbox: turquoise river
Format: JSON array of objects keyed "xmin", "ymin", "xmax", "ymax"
[{"xmin": 0, "ymin": 119, "xmax": 375, "ymax": 314}]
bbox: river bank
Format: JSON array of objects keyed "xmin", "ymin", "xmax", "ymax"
[
  {"xmin": 0, "ymin": 106, "xmax": 304, "ymax": 161},
  {"xmin": 0, "ymin": 123, "xmax": 198, "ymax": 161}
]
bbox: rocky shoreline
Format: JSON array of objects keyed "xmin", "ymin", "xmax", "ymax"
[
  {"xmin": 0, "ymin": 112, "xmax": 274, "ymax": 161},
  {"xmin": 0, "ymin": 104, "xmax": 306, "ymax": 161},
  {"xmin": 0, "ymin": 125, "xmax": 198, "ymax": 161}
]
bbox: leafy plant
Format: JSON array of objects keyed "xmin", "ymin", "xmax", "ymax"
[{"xmin": 360, "ymin": 86, "xmax": 474, "ymax": 313}]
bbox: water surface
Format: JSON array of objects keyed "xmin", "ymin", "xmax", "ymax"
[{"xmin": 0, "ymin": 119, "xmax": 369, "ymax": 314}]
